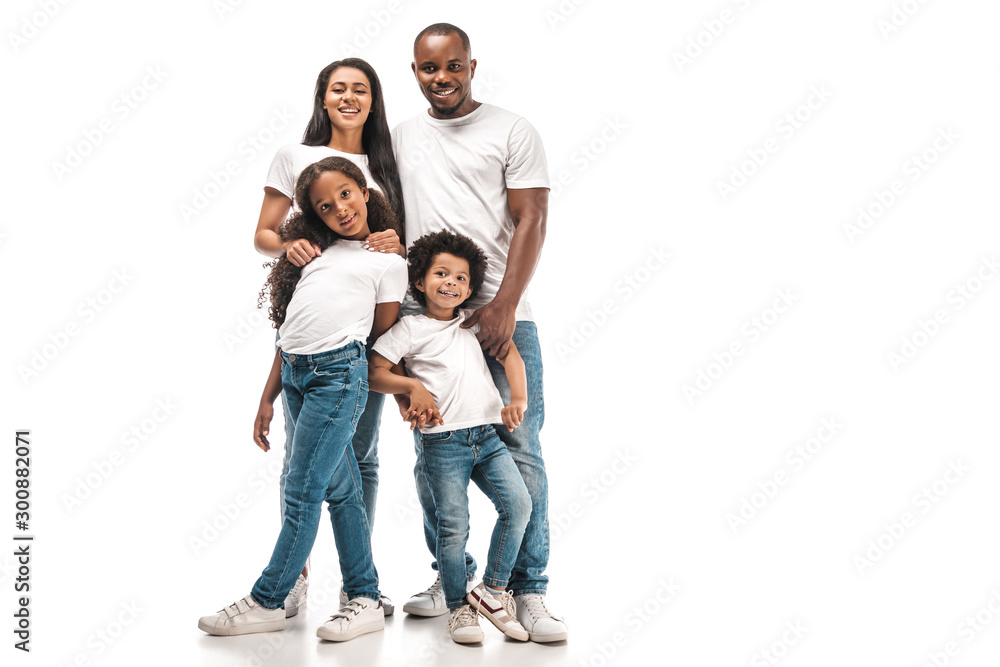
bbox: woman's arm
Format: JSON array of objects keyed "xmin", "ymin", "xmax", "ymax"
[
  {"xmin": 497, "ymin": 340, "xmax": 528, "ymax": 432},
  {"xmin": 253, "ymin": 349, "xmax": 284, "ymax": 452},
  {"xmin": 253, "ymin": 187, "xmax": 321, "ymax": 266}
]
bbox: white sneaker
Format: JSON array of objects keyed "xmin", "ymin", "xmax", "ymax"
[
  {"xmin": 340, "ymin": 586, "xmax": 394, "ymax": 616},
  {"xmin": 466, "ymin": 583, "xmax": 528, "ymax": 641},
  {"xmin": 198, "ymin": 595, "xmax": 284, "ymax": 636},
  {"xmin": 284, "ymin": 574, "xmax": 308, "ymax": 618},
  {"xmin": 448, "ymin": 604, "xmax": 484, "ymax": 644},
  {"xmin": 316, "ymin": 597, "xmax": 385, "ymax": 642},
  {"xmin": 514, "ymin": 594, "xmax": 568, "ymax": 642},
  {"xmin": 403, "ymin": 573, "xmax": 476, "ymax": 617}
]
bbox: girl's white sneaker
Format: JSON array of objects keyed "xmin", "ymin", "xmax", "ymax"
[
  {"xmin": 448, "ymin": 604, "xmax": 484, "ymax": 644},
  {"xmin": 198, "ymin": 595, "xmax": 285, "ymax": 636},
  {"xmin": 316, "ymin": 597, "xmax": 384, "ymax": 642}
]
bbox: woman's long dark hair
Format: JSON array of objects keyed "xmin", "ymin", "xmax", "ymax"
[
  {"xmin": 259, "ymin": 157, "xmax": 400, "ymax": 328},
  {"xmin": 302, "ymin": 58, "xmax": 405, "ymax": 229}
]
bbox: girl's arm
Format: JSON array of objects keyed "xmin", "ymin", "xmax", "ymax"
[
  {"xmin": 497, "ymin": 341, "xmax": 528, "ymax": 432},
  {"xmin": 253, "ymin": 187, "xmax": 321, "ymax": 266},
  {"xmin": 253, "ymin": 349, "xmax": 284, "ymax": 452},
  {"xmin": 369, "ymin": 352, "xmax": 443, "ymax": 430}
]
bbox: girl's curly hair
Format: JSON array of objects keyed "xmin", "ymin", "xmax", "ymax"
[
  {"xmin": 258, "ymin": 156, "xmax": 401, "ymax": 328},
  {"xmin": 406, "ymin": 230, "xmax": 488, "ymax": 310}
]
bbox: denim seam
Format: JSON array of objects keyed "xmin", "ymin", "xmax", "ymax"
[{"xmin": 477, "ymin": 460, "xmax": 510, "ymax": 588}]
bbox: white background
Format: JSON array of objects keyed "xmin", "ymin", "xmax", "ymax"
[{"xmin": 3, "ymin": 1, "xmax": 1000, "ymax": 665}]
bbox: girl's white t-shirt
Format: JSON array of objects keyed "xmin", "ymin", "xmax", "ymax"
[
  {"xmin": 372, "ymin": 309, "xmax": 505, "ymax": 434},
  {"xmin": 278, "ymin": 241, "xmax": 406, "ymax": 355},
  {"xmin": 265, "ymin": 143, "xmax": 379, "ymax": 216}
]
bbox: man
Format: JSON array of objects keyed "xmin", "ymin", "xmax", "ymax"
[{"xmin": 391, "ymin": 23, "xmax": 567, "ymax": 643}]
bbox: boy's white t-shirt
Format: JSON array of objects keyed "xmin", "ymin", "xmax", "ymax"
[
  {"xmin": 373, "ymin": 309, "xmax": 505, "ymax": 434},
  {"xmin": 278, "ymin": 241, "xmax": 406, "ymax": 355},
  {"xmin": 265, "ymin": 143, "xmax": 379, "ymax": 216},
  {"xmin": 392, "ymin": 104, "xmax": 549, "ymax": 321}
]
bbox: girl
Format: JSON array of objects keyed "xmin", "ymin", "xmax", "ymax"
[
  {"xmin": 199, "ymin": 157, "xmax": 407, "ymax": 641},
  {"xmin": 251, "ymin": 58, "xmax": 403, "ymax": 615}
]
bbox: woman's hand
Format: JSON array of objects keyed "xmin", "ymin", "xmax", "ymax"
[
  {"xmin": 253, "ymin": 401, "xmax": 274, "ymax": 452},
  {"xmin": 364, "ymin": 229, "xmax": 402, "ymax": 255},
  {"xmin": 283, "ymin": 238, "xmax": 321, "ymax": 266}
]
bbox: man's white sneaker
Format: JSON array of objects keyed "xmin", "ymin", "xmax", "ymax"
[
  {"xmin": 284, "ymin": 574, "xmax": 308, "ymax": 618},
  {"xmin": 198, "ymin": 595, "xmax": 284, "ymax": 636},
  {"xmin": 448, "ymin": 604, "xmax": 484, "ymax": 644},
  {"xmin": 340, "ymin": 586, "xmax": 394, "ymax": 616},
  {"xmin": 466, "ymin": 582, "xmax": 528, "ymax": 641},
  {"xmin": 514, "ymin": 594, "xmax": 568, "ymax": 642},
  {"xmin": 316, "ymin": 597, "xmax": 385, "ymax": 642},
  {"xmin": 403, "ymin": 573, "xmax": 477, "ymax": 617}
]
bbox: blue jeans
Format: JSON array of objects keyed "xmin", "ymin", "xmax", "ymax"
[
  {"xmin": 419, "ymin": 424, "xmax": 531, "ymax": 609},
  {"xmin": 414, "ymin": 321, "xmax": 550, "ymax": 595},
  {"xmin": 252, "ymin": 342, "xmax": 379, "ymax": 608}
]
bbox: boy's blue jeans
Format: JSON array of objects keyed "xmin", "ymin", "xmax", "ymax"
[
  {"xmin": 252, "ymin": 341, "xmax": 380, "ymax": 608},
  {"xmin": 414, "ymin": 321, "xmax": 551, "ymax": 596},
  {"xmin": 419, "ymin": 424, "xmax": 531, "ymax": 609}
]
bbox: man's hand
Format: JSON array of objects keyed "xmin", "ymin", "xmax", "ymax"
[
  {"xmin": 462, "ymin": 299, "xmax": 516, "ymax": 358},
  {"xmin": 283, "ymin": 238, "xmax": 321, "ymax": 267}
]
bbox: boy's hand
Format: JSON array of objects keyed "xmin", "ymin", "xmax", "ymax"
[
  {"xmin": 406, "ymin": 384, "xmax": 443, "ymax": 431},
  {"xmin": 500, "ymin": 400, "xmax": 527, "ymax": 432},
  {"xmin": 283, "ymin": 238, "xmax": 321, "ymax": 266},
  {"xmin": 254, "ymin": 401, "xmax": 274, "ymax": 452},
  {"xmin": 364, "ymin": 229, "xmax": 401, "ymax": 254}
]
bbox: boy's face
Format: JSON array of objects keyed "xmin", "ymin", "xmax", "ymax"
[{"xmin": 416, "ymin": 252, "xmax": 473, "ymax": 311}]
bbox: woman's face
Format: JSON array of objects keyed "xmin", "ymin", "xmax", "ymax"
[
  {"xmin": 309, "ymin": 170, "xmax": 370, "ymax": 241},
  {"xmin": 322, "ymin": 67, "xmax": 373, "ymax": 133}
]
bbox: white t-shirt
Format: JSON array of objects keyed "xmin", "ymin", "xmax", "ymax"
[
  {"xmin": 265, "ymin": 143, "xmax": 379, "ymax": 217},
  {"xmin": 392, "ymin": 104, "xmax": 549, "ymax": 321},
  {"xmin": 373, "ymin": 309, "xmax": 505, "ymax": 434},
  {"xmin": 278, "ymin": 241, "xmax": 407, "ymax": 355}
]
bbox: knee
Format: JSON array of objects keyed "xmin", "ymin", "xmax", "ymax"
[{"xmin": 506, "ymin": 490, "xmax": 532, "ymax": 530}]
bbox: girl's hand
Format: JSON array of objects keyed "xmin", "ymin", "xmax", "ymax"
[
  {"xmin": 283, "ymin": 238, "xmax": 321, "ymax": 266},
  {"xmin": 364, "ymin": 229, "xmax": 401, "ymax": 254},
  {"xmin": 406, "ymin": 385, "xmax": 443, "ymax": 431},
  {"xmin": 254, "ymin": 401, "xmax": 274, "ymax": 452},
  {"xmin": 500, "ymin": 400, "xmax": 527, "ymax": 432}
]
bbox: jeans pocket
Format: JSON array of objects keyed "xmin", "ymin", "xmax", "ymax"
[
  {"xmin": 421, "ymin": 430, "xmax": 453, "ymax": 445},
  {"xmin": 352, "ymin": 379, "xmax": 369, "ymax": 429},
  {"xmin": 313, "ymin": 362, "xmax": 348, "ymax": 378}
]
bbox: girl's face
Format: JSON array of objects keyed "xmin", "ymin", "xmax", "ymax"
[
  {"xmin": 309, "ymin": 171, "xmax": 370, "ymax": 240},
  {"xmin": 322, "ymin": 67, "xmax": 372, "ymax": 133}
]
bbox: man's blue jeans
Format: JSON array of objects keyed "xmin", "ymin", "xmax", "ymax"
[
  {"xmin": 419, "ymin": 424, "xmax": 531, "ymax": 609},
  {"xmin": 414, "ymin": 321, "xmax": 550, "ymax": 595},
  {"xmin": 252, "ymin": 342, "xmax": 380, "ymax": 608}
]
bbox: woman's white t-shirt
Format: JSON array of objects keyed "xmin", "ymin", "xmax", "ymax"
[
  {"xmin": 265, "ymin": 143, "xmax": 379, "ymax": 216},
  {"xmin": 372, "ymin": 309, "xmax": 505, "ymax": 434},
  {"xmin": 278, "ymin": 241, "xmax": 406, "ymax": 355}
]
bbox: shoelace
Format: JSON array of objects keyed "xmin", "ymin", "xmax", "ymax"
[
  {"xmin": 520, "ymin": 594, "xmax": 552, "ymax": 621},
  {"xmin": 497, "ymin": 591, "xmax": 517, "ymax": 619},
  {"xmin": 417, "ymin": 575, "xmax": 443, "ymax": 598},
  {"xmin": 449, "ymin": 605, "xmax": 479, "ymax": 628}
]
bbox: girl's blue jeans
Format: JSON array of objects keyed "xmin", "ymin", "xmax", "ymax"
[
  {"xmin": 419, "ymin": 424, "xmax": 531, "ymax": 609},
  {"xmin": 251, "ymin": 341, "xmax": 380, "ymax": 608}
]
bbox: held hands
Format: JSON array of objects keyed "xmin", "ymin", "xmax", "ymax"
[
  {"xmin": 462, "ymin": 299, "xmax": 517, "ymax": 358},
  {"xmin": 404, "ymin": 383, "xmax": 443, "ymax": 431},
  {"xmin": 253, "ymin": 401, "xmax": 274, "ymax": 452},
  {"xmin": 283, "ymin": 238, "xmax": 321, "ymax": 267},
  {"xmin": 364, "ymin": 229, "xmax": 401, "ymax": 254},
  {"xmin": 500, "ymin": 399, "xmax": 527, "ymax": 432}
]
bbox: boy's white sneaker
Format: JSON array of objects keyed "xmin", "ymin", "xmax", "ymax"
[
  {"xmin": 316, "ymin": 597, "xmax": 384, "ymax": 642},
  {"xmin": 284, "ymin": 574, "xmax": 308, "ymax": 618},
  {"xmin": 339, "ymin": 586, "xmax": 394, "ymax": 616},
  {"xmin": 198, "ymin": 595, "xmax": 284, "ymax": 636},
  {"xmin": 514, "ymin": 594, "xmax": 568, "ymax": 642},
  {"xmin": 466, "ymin": 582, "xmax": 529, "ymax": 641},
  {"xmin": 448, "ymin": 604, "xmax": 484, "ymax": 644}
]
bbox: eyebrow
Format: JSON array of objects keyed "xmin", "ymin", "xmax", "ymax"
[
  {"xmin": 433, "ymin": 265, "xmax": 469, "ymax": 274},
  {"xmin": 328, "ymin": 81, "xmax": 368, "ymax": 87}
]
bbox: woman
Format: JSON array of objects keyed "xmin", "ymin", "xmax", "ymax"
[{"xmin": 251, "ymin": 57, "xmax": 403, "ymax": 617}]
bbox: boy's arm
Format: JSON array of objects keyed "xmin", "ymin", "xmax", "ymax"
[
  {"xmin": 253, "ymin": 349, "xmax": 283, "ymax": 452},
  {"xmin": 497, "ymin": 341, "xmax": 528, "ymax": 432},
  {"xmin": 369, "ymin": 352, "xmax": 443, "ymax": 430}
]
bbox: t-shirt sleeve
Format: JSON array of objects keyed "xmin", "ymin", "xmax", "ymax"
[
  {"xmin": 376, "ymin": 256, "xmax": 408, "ymax": 304},
  {"xmin": 460, "ymin": 309, "xmax": 480, "ymax": 336},
  {"xmin": 372, "ymin": 319, "xmax": 411, "ymax": 364},
  {"xmin": 505, "ymin": 119, "xmax": 549, "ymax": 190},
  {"xmin": 264, "ymin": 145, "xmax": 297, "ymax": 199}
]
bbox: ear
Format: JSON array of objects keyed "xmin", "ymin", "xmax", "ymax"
[
  {"xmin": 411, "ymin": 61, "xmax": 417, "ymax": 77},
  {"xmin": 469, "ymin": 59, "xmax": 477, "ymax": 79},
  {"xmin": 415, "ymin": 277, "xmax": 426, "ymax": 294},
  {"xmin": 362, "ymin": 187, "xmax": 369, "ymax": 202}
]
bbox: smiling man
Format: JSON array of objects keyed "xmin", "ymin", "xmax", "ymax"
[{"xmin": 392, "ymin": 23, "xmax": 567, "ymax": 643}]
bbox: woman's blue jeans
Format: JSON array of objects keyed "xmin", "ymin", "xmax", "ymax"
[{"xmin": 251, "ymin": 341, "xmax": 380, "ymax": 608}]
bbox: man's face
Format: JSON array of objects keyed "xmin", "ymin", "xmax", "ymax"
[{"xmin": 412, "ymin": 32, "xmax": 477, "ymax": 119}]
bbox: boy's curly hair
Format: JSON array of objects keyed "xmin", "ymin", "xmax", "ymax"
[
  {"xmin": 406, "ymin": 230, "xmax": 488, "ymax": 309},
  {"xmin": 258, "ymin": 156, "xmax": 401, "ymax": 328}
]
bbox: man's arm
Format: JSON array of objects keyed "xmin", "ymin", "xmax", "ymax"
[{"xmin": 461, "ymin": 186, "xmax": 549, "ymax": 358}]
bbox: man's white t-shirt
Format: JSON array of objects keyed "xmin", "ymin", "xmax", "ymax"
[
  {"xmin": 391, "ymin": 104, "xmax": 549, "ymax": 321},
  {"xmin": 278, "ymin": 241, "xmax": 406, "ymax": 355},
  {"xmin": 372, "ymin": 309, "xmax": 505, "ymax": 434},
  {"xmin": 265, "ymin": 143, "xmax": 379, "ymax": 217}
]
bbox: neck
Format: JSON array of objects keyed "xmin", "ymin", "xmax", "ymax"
[
  {"xmin": 423, "ymin": 304, "xmax": 459, "ymax": 321},
  {"xmin": 428, "ymin": 98, "xmax": 482, "ymax": 121},
  {"xmin": 327, "ymin": 125, "xmax": 365, "ymax": 154}
]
